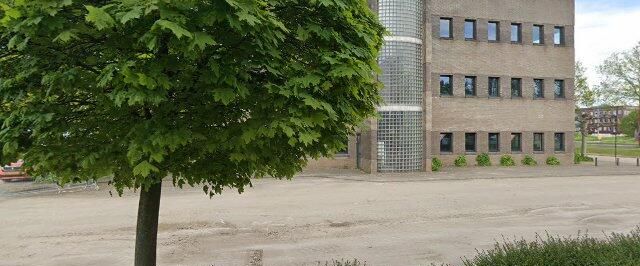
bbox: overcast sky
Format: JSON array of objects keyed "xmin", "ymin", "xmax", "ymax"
[{"xmin": 576, "ymin": 0, "xmax": 640, "ymax": 85}]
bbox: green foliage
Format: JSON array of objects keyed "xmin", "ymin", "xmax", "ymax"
[
  {"xmin": 454, "ymin": 155, "xmax": 467, "ymax": 167},
  {"xmin": 621, "ymin": 110, "xmax": 638, "ymax": 137},
  {"xmin": 432, "ymin": 157, "xmax": 443, "ymax": 172},
  {"xmin": 0, "ymin": 0, "xmax": 385, "ymax": 196},
  {"xmin": 574, "ymin": 153, "xmax": 594, "ymax": 164},
  {"xmin": 574, "ymin": 61, "xmax": 599, "ymax": 107},
  {"xmin": 598, "ymin": 42, "xmax": 640, "ymax": 107},
  {"xmin": 499, "ymin": 155, "xmax": 516, "ymax": 167},
  {"xmin": 461, "ymin": 227, "xmax": 640, "ymax": 266},
  {"xmin": 476, "ymin": 153, "xmax": 491, "ymax": 167},
  {"xmin": 521, "ymin": 155, "xmax": 537, "ymax": 166},
  {"xmin": 546, "ymin": 156, "xmax": 561, "ymax": 166}
]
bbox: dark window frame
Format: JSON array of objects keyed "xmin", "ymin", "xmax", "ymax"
[
  {"xmin": 465, "ymin": 76, "xmax": 477, "ymax": 97},
  {"xmin": 534, "ymin": 79, "xmax": 545, "ymax": 99},
  {"xmin": 511, "ymin": 78, "xmax": 522, "ymax": 98},
  {"xmin": 465, "ymin": 133, "xmax": 477, "ymax": 153},
  {"xmin": 488, "ymin": 21, "xmax": 500, "ymax": 42},
  {"xmin": 511, "ymin": 133, "xmax": 522, "ymax": 152},
  {"xmin": 554, "ymin": 26, "xmax": 565, "ymax": 45},
  {"xmin": 554, "ymin": 133, "xmax": 566, "ymax": 152},
  {"xmin": 440, "ymin": 75, "xmax": 453, "ymax": 96},
  {"xmin": 464, "ymin": 19, "xmax": 477, "ymax": 40},
  {"xmin": 488, "ymin": 77, "xmax": 500, "ymax": 98},
  {"xmin": 533, "ymin": 133, "xmax": 545, "ymax": 152},
  {"xmin": 511, "ymin": 23, "xmax": 522, "ymax": 43},
  {"xmin": 440, "ymin": 133, "xmax": 454, "ymax": 153},
  {"xmin": 440, "ymin": 18, "xmax": 453, "ymax": 39},
  {"xmin": 554, "ymin": 79, "xmax": 565, "ymax": 99},
  {"xmin": 488, "ymin": 133, "xmax": 500, "ymax": 153},
  {"xmin": 533, "ymin": 24, "xmax": 544, "ymax": 45}
]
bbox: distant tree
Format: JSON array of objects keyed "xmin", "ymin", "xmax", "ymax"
[
  {"xmin": 599, "ymin": 42, "xmax": 640, "ymax": 144},
  {"xmin": 0, "ymin": 1, "xmax": 385, "ymax": 266},
  {"xmin": 621, "ymin": 110, "xmax": 638, "ymax": 139},
  {"xmin": 574, "ymin": 61, "xmax": 599, "ymax": 156}
]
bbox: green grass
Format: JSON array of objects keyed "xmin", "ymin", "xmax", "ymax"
[
  {"xmin": 459, "ymin": 227, "xmax": 640, "ymax": 266},
  {"xmin": 575, "ymin": 134, "xmax": 639, "ymax": 145},
  {"xmin": 577, "ymin": 146, "xmax": 640, "ymax": 158}
]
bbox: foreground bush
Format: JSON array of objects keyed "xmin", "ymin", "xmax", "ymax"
[
  {"xmin": 476, "ymin": 153, "xmax": 491, "ymax": 166},
  {"xmin": 499, "ymin": 155, "xmax": 516, "ymax": 167},
  {"xmin": 432, "ymin": 157, "xmax": 443, "ymax": 172},
  {"xmin": 461, "ymin": 228, "xmax": 640, "ymax": 266},
  {"xmin": 546, "ymin": 156, "xmax": 561, "ymax": 166},
  {"xmin": 318, "ymin": 259, "xmax": 365, "ymax": 266},
  {"xmin": 454, "ymin": 155, "xmax": 467, "ymax": 167},
  {"xmin": 521, "ymin": 155, "xmax": 537, "ymax": 166},
  {"xmin": 574, "ymin": 153, "xmax": 594, "ymax": 164}
]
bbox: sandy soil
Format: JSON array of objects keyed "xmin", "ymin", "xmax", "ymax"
[{"xmin": 1, "ymin": 167, "xmax": 640, "ymax": 266}]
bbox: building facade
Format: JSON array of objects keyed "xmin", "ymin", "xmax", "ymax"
[
  {"xmin": 308, "ymin": 0, "xmax": 576, "ymax": 172},
  {"xmin": 580, "ymin": 106, "xmax": 637, "ymax": 135}
]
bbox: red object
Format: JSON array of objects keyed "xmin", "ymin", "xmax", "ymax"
[{"xmin": 0, "ymin": 160, "xmax": 31, "ymax": 182}]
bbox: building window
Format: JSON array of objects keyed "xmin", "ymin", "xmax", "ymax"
[
  {"xmin": 554, "ymin": 80, "xmax": 565, "ymax": 99},
  {"xmin": 465, "ymin": 20, "xmax": 476, "ymax": 40},
  {"xmin": 511, "ymin": 23, "xmax": 522, "ymax": 43},
  {"xmin": 533, "ymin": 25, "xmax": 544, "ymax": 44},
  {"xmin": 440, "ymin": 75, "xmax": 453, "ymax": 96},
  {"xmin": 534, "ymin": 79, "xmax": 544, "ymax": 99},
  {"xmin": 488, "ymin": 21, "xmax": 500, "ymax": 42},
  {"xmin": 488, "ymin": 133, "xmax": 500, "ymax": 152},
  {"xmin": 511, "ymin": 133, "xmax": 522, "ymax": 152},
  {"xmin": 440, "ymin": 133, "xmax": 453, "ymax": 153},
  {"xmin": 554, "ymin": 133, "xmax": 565, "ymax": 152},
  {"xmin": 533, "ymin": 133, "xmax": 544, "ymax": 152},
  {"xmin": 440, "ymin": 18, "xmax": 452, "ymax": 38},
  {"xmin": 554, "ymin": 26, "xmax": 565, "ymax": 45},
  {"xmin": 465, "ymin": 76, "xmax": 476, "ymax": 96},
  {"xmin": 511, "ymin": 78, "xmax": 522, "ymax": 98},
  {"xmin": 465, "ymin": 133, "xmax": 477, "ymax": 153},
  {"xmin": 488, "ymin": 77, "xmax": 500, "ymax": 97}
]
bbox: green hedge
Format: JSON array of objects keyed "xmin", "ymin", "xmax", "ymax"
[
  {"xmin": 432, "ymin": 157, "xmax": 443, "ymax": 172},
  {"xmin": 454, "ymin": 155, "xmax": 467, "ymax": 167},
  {"xmin": 461, "ymin": 228, "xmax": 640, "ymax": 266},
  {"xmin": 521, "ymin": 155, "xmax": 537, "ymax": 166},
  {"xmin": 500, "ymin": 155, "xmax": 516, "ymax": 167},
  {"xmin": 476, "ymin": 153, "xmax": 491, "ymax": 166},
  {"xmin": 546, "ymin": 156, "xmax": 560, "ymax": 166}
]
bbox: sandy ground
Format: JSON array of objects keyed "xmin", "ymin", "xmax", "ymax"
[{"xmin": 1, "ymin": 166, "xmax": 640, "ymax": 266}]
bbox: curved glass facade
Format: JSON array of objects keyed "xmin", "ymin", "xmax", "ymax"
[{"xmin": 376, "ymin": 0, "xmax": 425, "ymax": 172}]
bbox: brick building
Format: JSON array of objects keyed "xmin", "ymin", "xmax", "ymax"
[
  {"xmin": 580, "ymin": 106, "xmax": 637, "ymax": 135},
  {"xmin": 307, "ymin": 0, "xmax": 576, "ymax": 172}
]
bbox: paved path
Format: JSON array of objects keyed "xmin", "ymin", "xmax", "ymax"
[{"xmin": 1, "ymin": 166, "xmax": 639, "ymax": 266}]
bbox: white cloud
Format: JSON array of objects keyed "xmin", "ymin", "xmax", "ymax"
[{"xmin": 575, "ymin": 7, "xmax": 640, "ymax": 86}]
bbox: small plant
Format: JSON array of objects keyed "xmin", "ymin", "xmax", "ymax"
[
  {"xmin": 546, "ymin": 156, "xmax": 561, "ymax": 166},
  {"xmin": 318, "ymin": 259, "xmax": 365, "ymax": 266},
  {"xmin": 500, "ymin": 155, "xmax": 516, "ymax": 166},
  {"xmin": 432, "ymin": 157, "xmax": 443, "ymax": 172},
  {"xmin": 454, "ymin": 155, "xmax": 468, "ymax": 167},
  {"xmin": 476, "ymin": 153, "xmax": 491, "ymax": 166},
  {"xmin": 522, "ymin": 155, "xmax": 537, "ymax": 166},
  {"xmin": 574, "ymin": 154, "xmax": 594, "ymax": 164}
]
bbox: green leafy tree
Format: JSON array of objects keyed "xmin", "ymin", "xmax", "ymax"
[
  {"xmin": 574, "ymin": 61, "xmax": 599, "ymax": 156},
  {"xmin": 0, "ymin": 1, "xmax": 384, "ymax": 265},
  {"xmin": 621, "ymin": 110, "xmax": 638, "ymax": 140},
  {"xmin": 598, "ymin": 42, "xmax": 640, "ymax": 144}
]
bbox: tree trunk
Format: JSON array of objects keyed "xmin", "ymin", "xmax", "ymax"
[
  {"xmin": 637, "ymin": 105, "xmax": 640, "ymax": 146},
  {"xmin": 580, "ymin": 131, "xmax": 587, "ymax": 157},
  {"xmin": 135, "ymin": 181, "xmax": 162, "ymax": 266}
]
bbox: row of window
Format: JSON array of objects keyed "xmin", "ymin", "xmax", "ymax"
[
  {"xmin": 439, "ymin": 76, "xmax": 566, "ymax": 99},
  {"xmin": 440, "ymin": 132, "xmax": 566, "ymax": 154},
  {"xmin": 440, "ymin": 18, "xmax": 566, "ymax": 45}
]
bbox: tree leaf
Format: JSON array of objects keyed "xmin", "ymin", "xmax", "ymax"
[
  {"xmin": 85, "ymin": 5, "xmax": 116, "ymax": 30},
  {"xmin": 133, "ymin": 161, "xmax": 159, "ymax": 177},
  {"xmin": 152, "ymin": 19, "xmax": 192, "ymax": 39}
]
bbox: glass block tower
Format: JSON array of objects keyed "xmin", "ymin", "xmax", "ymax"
[{"xmin": 375, "ymin": 0, "xmax": 425, "ymax": 172}]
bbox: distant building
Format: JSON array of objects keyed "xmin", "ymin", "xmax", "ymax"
[{"xmin": 579, "ymin": 106, "xmax": 637, "ymax": 135}]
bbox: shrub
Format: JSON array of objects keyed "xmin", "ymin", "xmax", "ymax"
[
  {"xmin": 461, "ymin": 227, "xmax": 640, "ymax": 266},
  {"xmin": 500, "ymin": 155, "xmax": 516, "ymax": 167},
  {"xmin": 454, "ymin": 155, "xmax": 468, "ymax": 167},
  {"xmin": 574, "ymin": 154, "xmax": 594, "ymax": 164},
  {"xmin": 521, "ymin": 155, "xmax": 537, "ymax": 166},
  {"xmin": 546, "ymin": 156, "xmax": 560, "ymax": 166},
  {"xmin": 476, "ymin": 153, "xmax": 491, "ymax": 166},
  {"xmin": 432, "ymin": 157, "xmax": 443, "ymax": 172}
]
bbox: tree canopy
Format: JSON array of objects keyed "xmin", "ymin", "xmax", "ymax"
[
  {"xmin": 598, "ymin": 42, "xmax": 640, "ymax": 106},
  {"xmin": 0, "ymin": 0, "xmax": 385, "ymax": 195}
]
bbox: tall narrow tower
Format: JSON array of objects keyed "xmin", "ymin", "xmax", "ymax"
[{"xmin": 376, "ymin": 0, "xmax": 425, "ymax": 172}]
